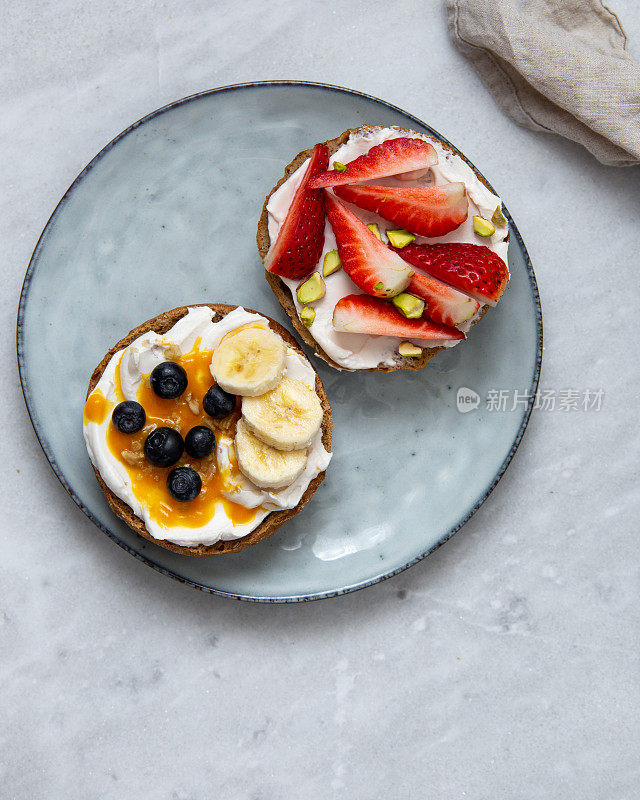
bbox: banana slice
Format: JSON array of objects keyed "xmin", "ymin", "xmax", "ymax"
[
  {"xmin": 234, "ymin": 418, "xmax": 307, "ymax": 489},
  {"xmin": 241, "ymin": 376, "xmax": 323, "ymax": 451},
  {"xmin": 211, "ymin": 325, "xmax": 285, "ymax": 397}
]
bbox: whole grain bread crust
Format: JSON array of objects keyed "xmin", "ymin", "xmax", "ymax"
[
  {"xmin": 257, "ymin": 125, "xmax": 498, "ymax": 372},
  {"xmin": 87, "ymin": 304, "xmax": 332, "ymax": 557}
]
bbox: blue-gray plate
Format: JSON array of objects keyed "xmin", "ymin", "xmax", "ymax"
[{"xmin": 17, "ymin": 81, "xmax": 542, "ymax": 602}]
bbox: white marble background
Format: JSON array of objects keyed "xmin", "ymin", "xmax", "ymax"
[{"xmin": 3, "ymin": 1, "xmax": 640, "ymax": 798}]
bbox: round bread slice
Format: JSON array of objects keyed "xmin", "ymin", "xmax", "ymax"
[
  {"xmin": 257, "ymin": 125, "xmax": 504, "ymax": 373},
  {"xmin": 86, "ymin": 303, "xmax": 332, "ymax": 557}
]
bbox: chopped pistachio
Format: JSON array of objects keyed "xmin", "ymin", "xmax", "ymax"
[
  {"xmin": 333, "ymin": 161, "xmax": 347, "ymax": 173},
  {"xmin": 491, "ymin": 205, "xmax": 507, "ymax": 226},
  {"xmin": 392, "ymin": 293, "xmax": 425, "ymax": 319},
  {"xmin": 386, "ymin": 229, "xmax": 416, "ymax": 248},
  {"xmin": 300, "ymin": 306, "xmax": 316, "ymax": 328},
  {"xmin": 296, "ymin": 272, "xmax": 326, "ymax": 304},
  {"xmin": 322, "ymin": 250, "xmax": 342, "ymax": 277},
  {"xmin": 374, "ymin": 281, "xmax": 384, "ymax": 291},
  {"xmin": 367, "ymin": 223, "xmax": 382, "ymax": 241},
  {"xmin": 398, "ymin": 341, "xmax": 423, "ymax": 357},
  {"xmin": 473, "ymin": 215, "xmax": 495, "ymax": 237}
]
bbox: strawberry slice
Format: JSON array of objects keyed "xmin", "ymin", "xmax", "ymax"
[
  {"xmin": 395, "ymin": 243, "xmax": 508, "ymax": 306},
  {"xmin": 325, "ymin": 193, "xmax": 413, "ymax": 298},
  {"xmin": 333, "ymin": 182, "xmax": 468, "ymax": 237},
  {"xmin": 408, "ymin": 272, "xmax": 480, "ymax": 326},
  {"xmin": 265, "ymin": 144, "xmax": 329, "ymax": 279},
  {"xmin": 333, "ymin": 295, "xmax": 465, "ymax": 340},
  {"xmin": 308, "ymin": 137, "xmax": 438, "ymax": 189}
]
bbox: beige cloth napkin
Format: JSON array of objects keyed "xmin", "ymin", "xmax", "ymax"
[{"xmin": 446, "ymin": 0, "xmax": 640, "ymax": 166}]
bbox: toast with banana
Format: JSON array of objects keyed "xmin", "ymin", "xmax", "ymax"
[{"xmin": 83, "ymin": 304, "xmax": 332, "ymax": 556}]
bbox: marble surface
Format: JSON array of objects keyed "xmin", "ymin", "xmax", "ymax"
[{"xmin": 2, "ymin": 1, "xmax": 639, "ymax": 797}]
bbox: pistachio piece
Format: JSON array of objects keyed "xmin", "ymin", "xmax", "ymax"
[
  {"xmin": 322, "ymin": 250, "xmax": 342, "ymax": 277},
  {"xmin": 491, "ymin": 205, "xmax": 507, "ymax": 226},
  {"xmin": 296, "ymin": 272, "xmax": 326, "ymax": 304},
  {"xmin": 300, "ymin": 306, "xmax": 316, "ymax": 328},
  {"xmin": 398, "ymin": 341, "xmax": 423, "ymax": 357},
  {"xmin": 374, "ymin": 281, "xmax": 384, "ymax": 291},
  {"xmin": 367, "ymin": 223, "xmax": 382, "ymax": 240},
  {"xmin": 392, "ymin": 293, "xmax": 425, "ymax": 319},
  {"xmin": 386, "ymin": 229, "xmax": 416, "ymax": 248},
  {"xmin": 473, "ymin": 216, "xmax": 495, "ymax": 237},
  {"xmin": 333, "ymin": 161, "xmax": 347, "ymax": 173}
]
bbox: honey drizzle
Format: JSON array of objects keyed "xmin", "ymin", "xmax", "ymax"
[
  {"xmin": 83, "ymin": 389, "xmax": 112, "ymax": 425},
  {"xmin": 91, "ymin": 342, "xmax": 257, "ymax": 530}
]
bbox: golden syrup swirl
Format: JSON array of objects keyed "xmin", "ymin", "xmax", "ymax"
[
  {"xmin": 83, "ymin": 388, "xmax": 113, "ymax": 425},
  {"xmin": 89, "ymin": 340, "xmax": 258, "ymax": 530}
]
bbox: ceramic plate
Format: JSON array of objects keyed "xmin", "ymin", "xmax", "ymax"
[{"xmin": 17, "ymin": 81, "xmax": 542, "ymax": 602}]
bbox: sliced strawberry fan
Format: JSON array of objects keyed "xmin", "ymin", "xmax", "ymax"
[
  {"xmin": 325, "ymin": 193, "xmax": 413, "ymax": 298},
  {"xmin": 333, "ymin": 295, "xmax": 465, "ymax": 341},
  {"xmin": 333, "ymin": 182, "xmax": 468, "ymax": 238},
  {"xmin": 308, "ymin": 137, "xmax": 438, "ymax": 189},
  {"xmin": 394, "ymin": 242, "xmax": 509, "ymax": 306},
  {"xmin": 265, "ymin": 144, "xmax": 329, "ymax": 279}
]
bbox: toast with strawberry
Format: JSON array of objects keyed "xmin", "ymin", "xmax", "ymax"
[{"xmin": 257, "ymin": 125, "xmax": 510, "ymax": 372}]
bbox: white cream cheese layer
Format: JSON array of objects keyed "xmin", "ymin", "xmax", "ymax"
[
  {"xmin": 266, "ymin": 126, "xmax": 510, "ymax": 370},
  {"xmin": 83, "ymin": 306, "xmax": 331, "ymax": 547}
]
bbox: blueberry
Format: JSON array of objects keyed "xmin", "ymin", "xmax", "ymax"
[
  {"xmin": 150, "ymin": 361, "xmax": 188, "ymax": 399},
  {"xmin": 112, "ymin": 401, "xmax": 146, "ymax": 434},
  {"xmin": 143, "ymin": 427, "xmax": 184, "ymax": 467},
  {"xmin": 167, "ymin": 466, "xmax": 202, "ymax": 502},
  {"xmin": 184, "ymin": 426, "xmax": 216, "ymax": 459},
  {"xmin": 203, "ymin": 385, "xmax": 236, "ymax": 419}
]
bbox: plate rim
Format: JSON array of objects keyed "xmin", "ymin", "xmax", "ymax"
[{"xmin": 16, "ymin": 79, "xmax": 543, "ymax": 603}]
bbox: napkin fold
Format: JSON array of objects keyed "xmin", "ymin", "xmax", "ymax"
[{"xmin": 446, "ymin": 0, "xmax": 640, "ymax": 166}]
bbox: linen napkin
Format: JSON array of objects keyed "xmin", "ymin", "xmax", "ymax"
[{"xmin": 446, "ymin": 0, "xmax": 640, "ymax": 166}]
